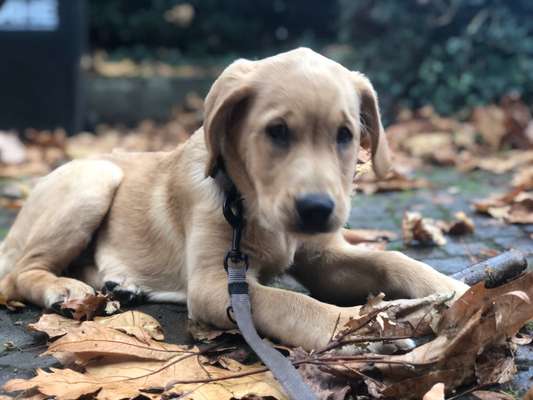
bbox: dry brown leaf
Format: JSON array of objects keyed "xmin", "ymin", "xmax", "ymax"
[
  {"xmin": 512, "ymin": 164, "xmax": 533, "ymax": 190},
  {"xmin": 472, "ymin": 105, "xmax": 507, "ymax": 149},
  {"xmin": 422, "ymin": 382, "xmax": 445, "ymax": 400},
  {"xmin": 402, "ymin": 211, "xmax": 447, "ymax": 246},
  {"xmin": 500, "ymin": 93, "xmax": 533, "ymax": 149},
  {"xmin": 45, "ymin": 322, "xmax": 181, "ymax": 363},
  {"xmin": 443, "ymin": 211, "xmax": 475, "ymax": 235},
  {"xmin": 401, "ymin": 133, "xmax": 453, "ymax": 158},
  {"xmin": 461, "ymin": 151, "xmax": 533, "ymax": 174},
  {"xmin": 4, "ymin": 313, "xmax": 285, "ymax": 400},
  {"xmin": 524, "ymin": 385, "xmax": 533, "ymax": 400},
  {"xmin": 383, "ymin": 274, "xmax": 533, "ymax": 398},
  {"xmin": 27, "ymin": 313, "xmax": 81, "ymax": 338},
  {"xmin": 337, "ymin": 292, "xmax": 451, "ymax": 341},
  {"xmin": 324, "ymin": 273, "xmax": 533, "ymax": 399},
  {"xmin": 474, "ymin": 187, "xmax": 533, "ymax": 224},
  {"xmin": 60, "ymin": 293, "xmax": 110, "ymax": 320},
  {"xmin": 472, "ymin": 390, "xmax": 515, "ymax": 400},
  {"xmin": 188, "ymin": 319, "xmax": 240, "ymax": 342},
  {"xmin": 475, "ymin": 346, "xmax": 516, "ymax": 386},
  {"xmin": 473, "ymin": 187, "xmax": 522, "ymax": 214},
  {"xmin": 297, "ymin": 360, "xmax": 350, "ymax": 400},
  {"xmin": 95, "ymin": 310, "xmax": 164, "ymax": 341},
  {"xmin": 505, "ymin": 194, "xmax": 533, "ymax": 224},
  {"xmin": 29, "ymin": 311, "xmax": 165, "ymax": 343},
  {"xmin": 355, "ymin": 167, "xmax": 429, "ymax": 195}
]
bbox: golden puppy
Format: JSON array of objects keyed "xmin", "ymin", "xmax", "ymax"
[{"xmin": 0, "ymin": 48, "xmax": 468, "ymax": 350}]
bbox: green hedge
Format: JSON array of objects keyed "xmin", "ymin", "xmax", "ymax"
[
  {"xmin": 337, "ymin": 0, "xmax": 533, "ymax": 116},
  {"xmin": 88, "ymin": 1, "xmax": 337, "ymax": 58},
  {"xmin": 89, "ymin": 1, "xmax": 533, "ymax": 116}
]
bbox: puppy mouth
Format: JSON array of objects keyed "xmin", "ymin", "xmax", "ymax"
[{"xmin": 290, "ymin": 219, "xmax": 338, "ymax": 235}]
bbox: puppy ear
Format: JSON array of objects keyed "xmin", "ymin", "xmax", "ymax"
[
  {"xmin": 203, "ymin": 59, "xmax": 255, "ymax": 177},
  {"xmin": 351, "ymin": 72, "xmax": 392, "ymax": 179}
]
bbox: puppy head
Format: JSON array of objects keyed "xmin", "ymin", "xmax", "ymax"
[{"xmin": 204, "ymin": 48, "xmax": 391, "ymax": 235}]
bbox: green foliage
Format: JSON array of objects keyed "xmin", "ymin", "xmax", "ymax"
[
  {"xmin": 88, "ymin": 0, "xmax": 337, "ymax": 59},
  {"xmin": 336, "ymin": 0, "xmax": 533, "ymax": 116},
  {"xmin": 89, "ymin": 1, "xmax": 533, "ymax": 116}
]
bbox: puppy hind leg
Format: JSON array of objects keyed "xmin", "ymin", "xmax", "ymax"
[{"xmin": 3, "ymin": 159, "xmax": 124, "ymax": 309}]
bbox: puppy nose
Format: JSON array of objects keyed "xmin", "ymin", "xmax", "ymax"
[{"xmin": 295, "ymin": 193, "xmax": 335, "ymax": 233}]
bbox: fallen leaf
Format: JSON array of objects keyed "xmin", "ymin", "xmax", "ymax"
[
  {"xmin": 297, "ymin": 360, "xmax": 350, "ymax": 400},
  {"xmin": 443, "ymin": 211, "xmax": 475, "ymax": 235},
  {"xmin": 29, "ymin": 311, "xmax": 166, "ymax": 343},
  {"xmin": 474, "ymin": 187, "xmax": 533, "ymax": 224},
  {"xmin": 60, "ymin": 293, "xmax": 110, "ymax": 320},
  {"xmin": 472, "ymin": 105, "xmax": 507, "ymax": 149},
  {"xmin": 338, "ymin": 292, "xmax": 452, "ymax": 341},
  {"xmin": 512, "ymin": 163, "xmax": 533, "ymax": 190},
  {"xmin": 472, "ymin": 390, "xmax": 515, "ymax": 399},
  {"xmin": 188, "ymin": 319, "xmax": 240, "ymax": 342},
  {"xmin": 461, "ymin": 151, "xmax": 533, "ymax": 174},
  {"xmin": 422, "ymin": 382, "xmax": 445, "ymax": 400},
  {"xmin": 4, "ymin": 312, "xmax": 285, "ymax": 400},
  {"xmin": 95, "ymin": 310, "xmax": 165, "ymax": 342},
  {"xmin": 355, "ymin": 168, "xmax": 429, "ymax": 195},
  {"xmin": 505, "ymin": 194, "xmax": 533, "ymax": 224},
  {"xmin": 473, "ymin": 186, "xmax": 524, "ymax": 213},
  {"xmin": 524, "ymin": 385, "xmax": 533, "ymax": 400},
  {"xmin": 324, "ymin": 273, "xmax": 533, "ymax": 400},
  {"xmin": 28, "ymin": 313, "xmax": 81, "ymax": 338},
  {"xmin": 402, "ymin": 211, "xmax": 447, "ymax": 246}
]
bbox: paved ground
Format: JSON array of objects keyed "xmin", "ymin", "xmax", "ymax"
[{"xmin": 0, "ymin": 167, "xmax": 532, "ymax": 398}]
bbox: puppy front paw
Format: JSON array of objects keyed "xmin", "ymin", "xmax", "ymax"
[
  {"xmin": 103, "ymin": 280, "xmax": 146, "ymax": 306},
  {"xmin": 44, "ymin": 277, "xmax": 96, "ymax": 316}
]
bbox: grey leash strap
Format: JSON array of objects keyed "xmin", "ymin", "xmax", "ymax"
[
  {"xmin": 222, "ymin": 183, "xmax": 317, "ymax": 400},
  {"xmin": 227, "ymin": 265, "xmax": 317, "ymax": 400}
]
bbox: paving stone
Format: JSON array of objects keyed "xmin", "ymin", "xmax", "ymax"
[
  {"xmin": 473, "ymin": 217, "xmax": 525, "ymax": 238},
  {"xmin": 421, "ymin": 257, "xmax": 471, "ymax": 275},
  {"xmin": 402, "ymin": 245, "xmax": 449, "ymax": 260},
  {"xmin": 493, "ymin": 237, "xmax": 533, "ymax": 256},
  {"xmin": 440, "ymin": 240, "xmax": 499, "ymax": 258},
  {"xmin": 523, "ymin": 224, "xmax": 533, "ymax": 234}
]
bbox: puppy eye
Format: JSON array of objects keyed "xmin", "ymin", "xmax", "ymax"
[
  {"xmin": 265, "ymin": 122, "xmax": 290, "ymax": 147},
  {"xmin": 337, "ymin": 126, "xmax": 353, "ymax": 146}
]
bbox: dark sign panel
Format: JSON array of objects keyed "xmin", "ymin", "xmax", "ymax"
[{"xmin": 0, "ymin": 0, "xmax": 85, "ymax": 134}]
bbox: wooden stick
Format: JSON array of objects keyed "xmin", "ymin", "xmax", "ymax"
[{"xmin": 452, "ymin": 249, "xmax": 527, "ymax": 287}]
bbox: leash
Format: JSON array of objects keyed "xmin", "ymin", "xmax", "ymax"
[{"xmin": 223, "ymin": 186, "xmax": 318, "ymax": 400}]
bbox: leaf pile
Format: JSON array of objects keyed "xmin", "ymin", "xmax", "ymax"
[
  {"xmin": 0, "ymin": 93, "xmax": 203, "ymax": 180},
  {"xmin": 4, "ymin": 272, "xmax": 533, "ymax": 400},
  {"xmin": 474, "ymin": 185, "xmax": 533, "ymax": 225},
  {"xmin": 5, "ymin": 311, "xmax": 284, "ymax": 400}
]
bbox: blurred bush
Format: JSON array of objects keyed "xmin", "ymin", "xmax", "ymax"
[
  {"xmin": 337, "ymin": 0, "xmax": 533, "ymax": 116},
  {"xmin": 89, "ymin": 0, "xmax": 533, "ymax": 116},
  {"xmin": 88, "ymin": 0, "xmax": 337, "ymax": 59}
]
